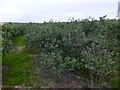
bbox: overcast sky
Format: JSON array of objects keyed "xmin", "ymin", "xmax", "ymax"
[{"xmin": 0, "ymin": 0, "xmax": 119, "ymax": 22}]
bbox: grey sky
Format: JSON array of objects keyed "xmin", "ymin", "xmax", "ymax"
[{"xmin": 0, "ymin": 0, "xmax": 119, "ymax": 22}]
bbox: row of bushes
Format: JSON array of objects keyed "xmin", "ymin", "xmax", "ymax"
[
  {"xmin": 2, "ymin": 23, "xmax": 26, "ymax": 54},
  {"xmin": 25, "ymin": 17, "xmax": 119, "ymax": 86}
]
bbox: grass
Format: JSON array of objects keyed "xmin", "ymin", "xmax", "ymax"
[
  {"xmin": 2, "ymin": 36, "xmax": 33, "ymax": 86},
  {"xmin": 2, "ymin": 36, "xmax": 51, "ymax": 87},
  {"xmin": 110, "ymin": 76, "xmax": 120, "ymax": 88},
  {"xmin": 3, "ymin": 49, "xmax": 33, "ymax": 85},
  {"xmin": 13, "ymin": 36, "xmax": 27, "ymax": 46}
]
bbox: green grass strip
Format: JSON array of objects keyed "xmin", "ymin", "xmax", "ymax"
[
  {"xmin": 3, "ymin": 36, "xmax": 33, "ymax": 86},
  {"xmin": 13, "ymin": 36, "xmax": 27, "ymax": 46}
]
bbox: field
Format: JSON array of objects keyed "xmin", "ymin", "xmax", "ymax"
[{"xmin": 2, "ymin": 17, "xmax": 120, "ymax": 88}]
